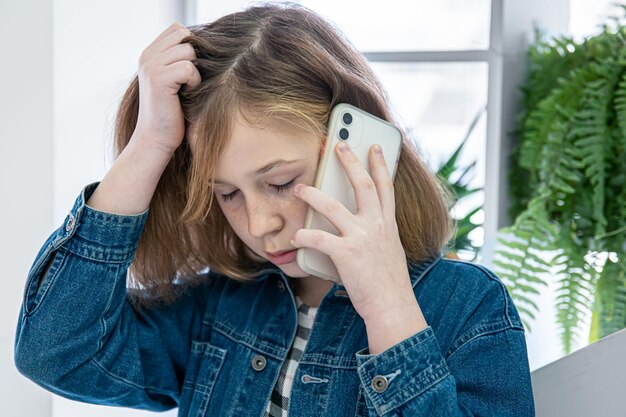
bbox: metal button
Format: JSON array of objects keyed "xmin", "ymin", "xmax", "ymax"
[
  {"xmin": 372, "ymin": 375, "xmax": 388, "ymax": 393},
  {"xmin": 277, "ymin": 281, "xmax": 286, "ymax": 292},
  {"xmin": 251, "ymin": 355, "xmax": 266, "ymax": 371},
  {"xmin": 65, "ymin": 214, "xmax": 76, "ymax": 232},
  {"xmin": 334, "ymin": 289, "xmax": 349, "ymax": 297}
]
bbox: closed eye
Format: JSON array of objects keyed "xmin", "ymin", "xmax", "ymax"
[
  {"xmin": 271, "ymin": 179, "xmax": 296, "ymax": 193},
  {"xmin": 220, "ymin": 179, "xmax": 296, "ymax": 202}
]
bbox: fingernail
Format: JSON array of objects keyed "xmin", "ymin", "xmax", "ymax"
[
  {"xmin": 374, "ymin": 144, "xmax": 382, "ymax": 154},
  {"xmin": 294, "ymin": 184, "xmax": 303, "ymax": 194},
  {"xmin": 338, "ymin": 142, "xmax": 349, "ymax": 152}
]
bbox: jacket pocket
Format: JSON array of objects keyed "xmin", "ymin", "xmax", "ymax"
[
  {"xmin": 24, "ymin": 247, "xmax": 69, "ymax": 314},
  {"xmin": 180, "ymin": 341, "xmax": 227, "ymax": 417},
  {"xmin": 354, "ymin": 384, "xmax": 371, "ymax": 417}
]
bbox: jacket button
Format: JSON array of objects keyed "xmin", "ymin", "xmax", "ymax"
[
  {"xmin": 371, "ymin": 375, "xmax": 388, "ymax": 393},
  {"xmin": 65, "ymin": 214, "xmax": 75, "ymax": 232},
  {"xmin": 251, "ymin": 355, "xmax": 266, "ymax": 371},
  {"xmin": 277, "ymin": 281, "xmax": 286, "ymax": 292}
]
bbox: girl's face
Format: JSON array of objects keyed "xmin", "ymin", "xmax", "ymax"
[{"xmin": 194, "ymin": 114, "xmax": 322, "ymax": 278}]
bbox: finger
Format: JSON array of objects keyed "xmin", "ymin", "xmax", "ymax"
[
  {"xmin": 368, "ymin": 144, "xmax": 396, "ymax": 216},
  {"xmin": 165, "ymin": 60, "xmax": 202, "ymax": 91},
  {"xmin": 140, "ymin": 27, "xmax": 192, "ymax": 67},
  {"xmin": 294, "ymin": 184, "xmax": 355, "ymax": 236},
  {"xmin": 156, "ymin": 42, "xmax": 197, "ymax": 67},
  {"xmin": 147, "ymin": 22, "xmax": 186, "ymax": 50},
  {"xmin": 154, "ymin": 26, "xmax": 193, "ymax": 54},
  {"xmin": 292, "ymin": 228, "xmax": 342, "ymax": 258},
  {"xmin": 335, "ymin": 142, "xmax": 382, "ymax": 216}
]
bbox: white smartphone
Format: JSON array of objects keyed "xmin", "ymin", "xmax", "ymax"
[{"xmin": 296, "ymin": 103, "xmax": 403, "ymax": 285}]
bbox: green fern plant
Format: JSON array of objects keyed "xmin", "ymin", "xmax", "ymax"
[
  {"xmin": 437, "ymin": 107, "xmax": 485, "ymax": 261},
  {"xmin": 495, "ymin": 23, "xmax": 626, "ymax": 353}
]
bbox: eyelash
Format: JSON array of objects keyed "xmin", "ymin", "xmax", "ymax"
[{"xmin": 219, "ymin": 179, "xmax": 296, "ymax": 202}]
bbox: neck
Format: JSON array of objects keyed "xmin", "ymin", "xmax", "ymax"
[{"xmin": 291, "ymin": 275, "xmax": 335, "ymax": 308}]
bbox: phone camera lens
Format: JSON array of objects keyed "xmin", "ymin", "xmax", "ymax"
[
  {"xmin": 342, "ymin": 112, "xmax": 353, "ymax": 125},
  {"xmin": 339, "ymin": 128, "xmax": 349, "ymax": 140}
]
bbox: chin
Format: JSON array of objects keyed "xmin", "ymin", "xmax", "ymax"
[{"xmin": 276, "ymin": 262, "xmax": 311, "ymax": 278}]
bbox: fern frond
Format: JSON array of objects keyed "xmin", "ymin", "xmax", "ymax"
[
  {"xmin": 613, "ymin": 69, "xmax": 626, "ymax": 144},
  {"xmin": 552, "ymin": 246, "xmax": 596, "ymax": 353},
  {"xmin": 589, "ymin": 258, "xmax": 626, "ymax": 342},
  {"xmin": 504, "ymin": 22, "xmax": 626, "ymax": 350},
  {"xmin": 494, "ymin": 198, "xmax": 556, "ymax": 328},
  {"xmin": 567, "ymin": 62, "xmax": 620, "ymax": 237}
]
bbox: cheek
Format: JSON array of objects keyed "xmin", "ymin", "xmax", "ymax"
[
  {"xmin": 291, "ymin": 170, "xmax": 318, "ymax": 224},
  {"xmin": 219, "ymin": 196, "xmax": 309, "ymax": 234},
  {"xmin": 216, "ymin": 201, "xmax": 247, "ymax": 232},
  {"xmin": 292, "ymin": 198, "xmax": 309, "ymax": 225}
]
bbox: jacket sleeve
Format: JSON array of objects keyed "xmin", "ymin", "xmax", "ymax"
[
  {"xmin": 14, "ymin": 182, "xmax": 210, "ymax": 411},
  {"xmin": 354, "ymin": 323, "xmax": 535, "ymax": 417}
]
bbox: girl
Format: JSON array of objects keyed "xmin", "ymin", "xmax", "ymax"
[{"xmin": 15, "ymin": 3, "xmax": 535, "ymax": 416}]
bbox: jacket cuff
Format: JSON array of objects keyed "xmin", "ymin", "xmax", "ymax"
[
  {"xmin": 60, "ymin": 181, "xmax": 150, "ymax": 263},
  {"xmin": 355, "ymin": 326, "xmax": 450, "ymax": 415},
  {"xmin": 21, "ymin": 182, "xmax": 149, "ymax": 315}
]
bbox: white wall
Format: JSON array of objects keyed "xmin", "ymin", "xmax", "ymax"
[
  {"xmin": 52, "ymin": 0, "xmax": 185, "ymax": 223},
  {"xmin": 532, "ymin": 328, "xmax": 626, "ymax": 417},
  {"xmin": 2, "ymin": 0, "xmax": 183, "ymax": 416},
  {"xmin": 1, "ymin": 0, "xmax": 55, "ymax": 415}
]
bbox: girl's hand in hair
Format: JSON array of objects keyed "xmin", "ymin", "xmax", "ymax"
[
  {"xmin": 290, "ymin": 142, "xmax": 428, "ymax": 354},
  {"xmin": 133, "ymin": 22, "xmax": 201, "ymax": 155}
]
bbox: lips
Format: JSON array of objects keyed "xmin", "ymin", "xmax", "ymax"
[
  {"xmin": 265, "ymin": 249, "xmax": 295, "ymax": 257},
  {"xmin": 265, "ymin": 249, "xmax": 298, "ymax": 265}
]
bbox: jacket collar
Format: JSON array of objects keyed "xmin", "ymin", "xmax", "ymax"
[
  {"xmin": 251, "ymin": 252, "xmax": 443, "ymax": 290},
  {"xmin": 407, "ymin": 253, "xmax": 442, "ymax": 288}
]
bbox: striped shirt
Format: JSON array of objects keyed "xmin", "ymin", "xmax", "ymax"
[{"xmin": 263, "ymin": 296, "xmax": 318, "ymax": 417}]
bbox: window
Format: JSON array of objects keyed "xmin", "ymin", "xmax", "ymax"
[
  {"xmin": 299, "ymin": 0, "xmax": 491, "ymax": 51},
  {"xmin": 369, "ymin": 61, "xmax": 488, "ymax": 250}
]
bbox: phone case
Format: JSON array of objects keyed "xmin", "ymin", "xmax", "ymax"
[{"xmin": 296, "ymin": 103, "xmax": 402, "ymax": 285}]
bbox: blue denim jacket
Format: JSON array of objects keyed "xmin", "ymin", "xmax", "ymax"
[{"xmin": 15, "ymin": 182, "xmax": 535, "ymax": 416}]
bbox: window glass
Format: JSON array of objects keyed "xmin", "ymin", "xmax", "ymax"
[
  {"xmin": 569, "ymin": 0, "xmax": 626, "ymax": 41},
  {"xmin": 300, "ymin": 0, "xmax": 491, "ymax": 51},
  {"xmin": 370, "ymin": 62, "xmax": 488, "ymax": 256}
]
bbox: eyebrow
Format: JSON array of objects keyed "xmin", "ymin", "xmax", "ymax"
[{"xmin": 213, "ymin": 159, "xmax": 303, "ymax": 185}]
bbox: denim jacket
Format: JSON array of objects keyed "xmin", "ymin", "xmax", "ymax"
[{"xmin": 15, "ymin": 182, "xmax": 535, "ymax": 416}]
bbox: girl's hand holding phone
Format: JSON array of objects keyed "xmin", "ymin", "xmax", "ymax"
[{"xmin": 290, "ymin": 141, "xmax": 429, "ymax": 352}]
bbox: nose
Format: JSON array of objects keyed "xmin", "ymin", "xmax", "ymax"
[{"xmin": 246, "ymin": 197, "xmax": 283, "ymax": 238}]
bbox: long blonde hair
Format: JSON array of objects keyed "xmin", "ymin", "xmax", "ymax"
[{"xmin": 113, "ymin": 2, "xmax": 452, "ymax": 306}]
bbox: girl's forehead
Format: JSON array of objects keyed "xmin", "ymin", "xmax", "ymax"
[
  {"xmin": 187, "ymin": 111, "xmax": 323, "ymax": 160},
  {"xmin": 213, "ymin": 121, "xmax": 322, "ymax": 180},
  {"xmin": 219, "ymin": 126, "xmax": 315, "ymax": 164}
]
